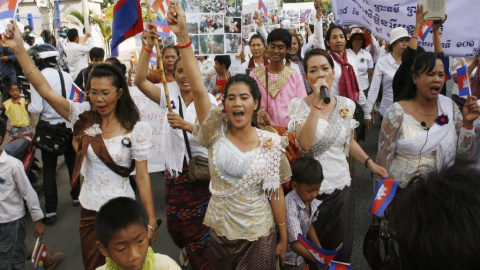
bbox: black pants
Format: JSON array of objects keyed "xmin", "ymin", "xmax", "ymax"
[{"xmin": 42, "ymin": 137, "xmax": 79, "ymax": 214}]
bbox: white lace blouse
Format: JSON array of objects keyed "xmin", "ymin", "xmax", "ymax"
[
  {"xmin": 68, "ymin": 101, "xmax": 153, "ymax": 211},
  {"xmin": 288, "ymin": 96, "xmax": 358, "ymax": 194}
]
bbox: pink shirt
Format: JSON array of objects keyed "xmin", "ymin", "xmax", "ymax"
[{"xmin": 250, "ymin": 70, "xmax": 307, "ymax": 127}]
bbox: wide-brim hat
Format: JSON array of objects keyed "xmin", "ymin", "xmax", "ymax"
[{"xmin": 389, "ymin": 27, "xmax": 410, "ymax": 44}]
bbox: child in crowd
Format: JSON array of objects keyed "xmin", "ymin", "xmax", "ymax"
[
  {"xmin": 95, "ymin": 197, "xmax": 181, "ymax": 270},
  {"xmin": 207, "ymin": 55, "xmax": 231, "ymax": 95},
  {"xmin": 285, "ymin": 157, "xmax": 324, "ymax": 270},
  {"xmin": 0, "ymin": 118, "xmax": 45, "ymax": 268},
  {"xmin": 0, "ymin": 82, "xmax": 35, "ymax": 136}
]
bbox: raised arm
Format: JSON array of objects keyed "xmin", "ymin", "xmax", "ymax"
[
  {"xmin": 4, "ymin": 20, "xmax": 70, "ymax": 120},
  {"xmin": 167, "ymin": 3, "xmax": 211, "ymax": 124},
  {"xmin": 134, "ymin": 26, "xmax": 162, "ymax": 104},
  {"xmin": 409, "ymin": 4, "xmax": 427, "ymax": 51}
]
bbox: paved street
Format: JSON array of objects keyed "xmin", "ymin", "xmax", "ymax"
[{"xmin": 22, "ymin": 120, "xmax": 383, "ymax": 270}]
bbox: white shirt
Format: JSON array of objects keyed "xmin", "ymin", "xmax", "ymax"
[
  {"xmin": 66, "ymin": 37, "xmax": 94, "ymax": 79},
  {"xmin": 29, "ymin": 67, "xmax": 74, "ymax": 124},
  {"xmin": 365, "ymin": 53, "xmax": 400, "ymax": 117},
  {"xmin": 331, "ymin": 50, "xmax": 370, "ymax": 119},
  {"xmin": 0, "ymin": 150, "xmax": 44, "ymax": 223},
  {"xmin": 348, "ymin": 49, "xmax": 374, "ymax": 91}
]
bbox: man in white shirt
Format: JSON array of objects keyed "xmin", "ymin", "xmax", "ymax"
[{"xmin": 65, "ymin": 28, "xmax": 93, "ymax": 79}]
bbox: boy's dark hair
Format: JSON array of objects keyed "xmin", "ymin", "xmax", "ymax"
[
  {"xmin": 104, "ymin": 57, "xmax": 127, "ymax": 75},
  {"xmin": 96, "ymin": 197, "xmax": 147, "ymax": 247},
  {"xmin": 89, "ymin": 47, "xmax": 105, "ymax": 61},
  {"xmin": 394, "ymin": 161, "xmax": 480, "ymax": 270},
  {"xmin": 67, "ymin": 28, "xmax": 78, "ymax": 42},
  {"xmin": 267, "ymin": 28, "xmax": 292, "ymax": 49},
  {"xmin": 214, "ymin": 55, "xmax": 231, "ymax": 70},
  {"xmin": 0, "ymin": 118, "xmax": 6, "ymax": 140},
  {"xmin": 291, "ymin": 157, "xmax": 324, "ymax": 185}
]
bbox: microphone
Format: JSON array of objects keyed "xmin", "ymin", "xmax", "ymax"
[
  {"xmin": 420, "ymin": 121, "xmax": 429, "ymax": 131},
  {"xmin": 320, "ymin": 86, "xmax": 331, "ymax": 104}
]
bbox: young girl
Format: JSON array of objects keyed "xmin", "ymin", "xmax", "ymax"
[{"xmin": 0, "ymin": 82, "xmax": 35, "ymax": 136}]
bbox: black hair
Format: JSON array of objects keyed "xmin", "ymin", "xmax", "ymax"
[
  {"xmin": 104, "ymin": 57, "xmax": 127, "ymax": 76},
  {"xmin": 214, "ymin": 55, "xmax": 232, "ymax": 70},
  {"xmin": 95, "ymin": 197, "xmax": 147, "ymax": 247},
  {"xmin": 303, "ymin": 48, "xmax": 335, "ymax": 73},
  {"xmin": 394, "ymin": 161, "xmax": 480, "ymax": 270},
  {"xmin": 67, "ymin": 28, "xmax": 78, "ymax": 42},
  {"xmin": 89, "ymin": 47, "xmax": 105, "ymax": 61},
  {"xmin": 86, "ymin": 63, "xmax": 140, "ymax": 131},
  {"xmin": 267, "ymin": 28, "xmax": 292, "ymax": 49},
  {"xmin": 223, "ymin": 74, "xmax": 262, "ymax": 126},
  {"xmin": 173, "ymin": 56, "xmax": 182, "ymax": 77},
  {"xmin": 398, "ymin": 52, "xmax": 443, "ymax": 101},
  {"xmin": 325, "ymin": 25, "xmax": 346, "ymax": 51},
  {"xmin": 347, "ymin": 33, "xmax": 366, "ymax": 50},
  {"xmin": 291, "ymin": 157, "xmax": 324, "ymax": 185},
  {"xmin": 249, "ymin": 34, "xmax": 266, "ymax": 47},
  {"xmin": 24, "ymin": 25, "xmax": 32, "ymax": 31},
  {"xmin": 162, "ymin": 45, "xmax": 180, "ymax": 59},
  {"xmin": 0, "ymin": 118, "xmax": 6, "ymax": 142}
]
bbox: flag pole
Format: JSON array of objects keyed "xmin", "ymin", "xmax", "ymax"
[{"xmin": 144, "ymin": 0, "xmax": 172, "ymax": 112}]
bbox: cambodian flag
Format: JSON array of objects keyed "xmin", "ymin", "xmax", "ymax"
[
  {"xmin": 152, "ymin": 0, "xmax": 171, "ymax": 21},
  {"xmin": 300, "ymin": 9, "xmax": 311, "ymax": 23},
  {"xmin": 258, "ymin": 0, "xmax": 268, "ymax": 19},
  {"xmin": 457, "ymin": 65, "xmax": 472, "ymax": 97},
  {"xmin": 297, "ymin": 234, "xmax": 343, "ymax": 268},
  {"xmin": 69, "ymin": 82, "xmax": 84, "ymax": 103},
  {"xmin": 444, "ymin": 57, "xmax": 452, "ymax": 81},
  {"xmin": 215, "ymin": 93, "xmax": 226, "ymax": 113},
  {"xmin": 369, "ymin": 178, "xmax": 399, "ymax": 217},
  {"xmin": 149, "ymin": 52, "xmax": 158, "ymax": 66},
  {"xmin": 329, "ymin": 261, "xmax": 353, "ymax": 270},
  {"xmin": 418, "ymin": 21, "xmax": 433, "ymax": 42},
  {"xmin": 152, "ymin": 20, "xmax": 171, "ymax": 37},
  {"xmin": 111, "ymin": 0, "xmax": 144, "ymax": 53},
  {"xmin": 0, "ymin": 0, "xmax": 20, "ymax": 19}
]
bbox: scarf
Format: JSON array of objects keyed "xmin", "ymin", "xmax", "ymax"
[
  {"xmin": 471, "ymin": 62, "xmax": 480, "ymax": 99},
  {"xmin": 396, "ymin": 95, "xmax": 457, "ymax": 170},
  {"xmin": 247, "ymin": 56, "xmax": 269, "ymax": 69},
  {"xmin": 291, "ymin": 55, "xmax": 312, "ymax": 95},
  {"xmin": 329, "ymin": 51, "xmax": 360, "ymax": 102},
  {"xmin": 71, "ymin": 111, "xmax": 135, "ymax": 187},
  {"xmin": 105, "ymin": 246, "xmax": 154, "ymax": 270}
]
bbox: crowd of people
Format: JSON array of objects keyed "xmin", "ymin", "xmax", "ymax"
[{"xmin": 1, "ymin": 0, "xmax": 480, "ymax": 269}]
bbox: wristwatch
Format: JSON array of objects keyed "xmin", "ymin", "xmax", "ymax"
[{"xmin": 148, "ymin": 217, "xmax": 162, "ymax": 231}]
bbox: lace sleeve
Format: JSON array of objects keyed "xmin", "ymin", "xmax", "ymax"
[
  {"xmin": 453, "ymin": 103, "xmax": 476, "ymax": 159},
  {"xmin": 279, "ymin": 153, "xmax": 292, "ymax": 184},
  {"xmin": 287, "ymin": 97, "xmax": 310, "ymax": 136},
  {"xmin": 66, "ymin": 101, "xmax": 91, "ymax": 128},
  {"xmin": 376, "ymin": 102, "xmax": 404, "ymax": 170},
  {"xmin": 131, "ymin": 122, "xmax": 153, "ymax": 161},
  {"xmin": 193, "ymin": 104, "xmax": 224, "ymax": 148}
]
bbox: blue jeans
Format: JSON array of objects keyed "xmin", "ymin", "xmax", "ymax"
[
  {"xmin": 10, "ymin": 126, "xmax": 31, "ymax": 137},
  {"xmin": 0, "ymin": 216, "xmax": 27, "ymax": 270}
]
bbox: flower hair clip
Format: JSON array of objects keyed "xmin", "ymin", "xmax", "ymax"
[
  {"xmin": 435, "ymin": 114, "xmax": 449, "ymax": 126},
  {"xmin": 340, "ymin": 107, "xmax": 350, "ymax": 118},
  {"xmin": 263, "ymin": 138, "xmax": 274, "ymax": 150}
]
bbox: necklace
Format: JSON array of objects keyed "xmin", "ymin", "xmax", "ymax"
[
  {"xmin": 314, "ymin": 101, "xmax": 335, "ymax": 118},
  {"xmin": 415, "ymin": 104, "xmax": 437, "ymax": 115}
]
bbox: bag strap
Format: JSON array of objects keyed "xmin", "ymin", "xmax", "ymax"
[
  {"xmin": 178, "ymin": 96, "xmax": 192, "ymax": 159},
  {"xmin": 56, "ymin": 68, "xmax": 67, "ymax": 98}
]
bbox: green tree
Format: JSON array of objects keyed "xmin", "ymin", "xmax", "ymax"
[{"xmin": 66, "ymin": 10, "xmax": 112, "ymax": 40}]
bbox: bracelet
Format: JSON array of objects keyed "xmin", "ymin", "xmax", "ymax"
[
  {"xmin": 147, "ymin": 217, "xmax": 161, "ymax": 231},
  {"xmin": 411, "ymin": 36, "xmax": 418, "ymax": 39},
  {"xmin": 277, "ymin": 222, "xmax": 286, "ymax": 226},
  {"xmin": 23, "ymin": 66, "xmax": 38, "ymax": 77},
  {"xmin": 312, "ymin": 103, "xmax": 322, "ymax": 111},
  {"xmin": 144, "ymin": 47, "xmax": 153, "ymax": 54},
  {"xmin": 364, "ymin": 157, "xmax": 372, "ymax": 168},
  {"xmin": 177, "ymin": 39, "xmax": 192, "ymax": 49}
]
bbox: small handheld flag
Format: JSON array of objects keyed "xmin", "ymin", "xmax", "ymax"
[
  {"xmin": 258, "ymin": 0, "xmax": 268, "ymax": 19},
  {"xmin": 300, "ymin": 9, "xmax": 311, "ymax": 23},
  {"xmin": 457, "ymin": 65, "xmax": 472, "ymax": 97},
  {"xmin": 418, "ymin": 21, "xmax": 433, "ymax": 41},
  {"xmin": 32, "ymin": 238, "xmax": 48, "ymax": 269},
  {"xmin": 69, "ymin": 82, "xmax": 84, "ymax": 103},
  {"xmin": 215, "ymin": 93, "xmax": 226, "ymax": 114},
  {"xmin": 130, "ymin": 50, "xmax": 139, "ymax": 65},
  {"xmin": 369, "ymin": 178, "xmax": 399, "ymax": 217},
  {"xmin": 443, "ymin": 57, "xmax": 452, "ymax": 81},
  {"xmin": 297, "ymin": 234, "xmax": 343, "ymax": 267},
  {"xmin": 152, "ymin": 0, "xmax": 171, "ymax": 21},
  {"xmin": 152, "ymin": 20, "xmax": 171, "ymax": 37},
  {"xmin": 329, "ymin": 261, "xmax": 353, "ymax": 270},
  {"xmin": 149, "ymin": 51, "xmax": 158, "ymax": 66},
  {"xmin": 0, "ymin": 0, "xmax": 20, "ymax": 19}
]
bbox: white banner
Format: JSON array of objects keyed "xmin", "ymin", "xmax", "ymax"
[
  {"xmin": 129, "ymin": 85, "xmax": 167, "ymax": 173},
  {"xmin": 332, "ymin": 0, "xmax": 480, "ymax": 57}
]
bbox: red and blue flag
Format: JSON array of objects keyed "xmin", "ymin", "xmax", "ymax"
[
  {"xmin": 215, "ymin": 93, "xmax": 226, "ymax": 114},
  {"xmin": 111, "ymin": 0, "xmax": 144, "ymax": 53},
  {"xmin": 370, "ymin": 178, "xmax": 399, "ymax": 217},
  {"xmin": 69, "ymin": 82, "xmax": 84, "ymax": 103},
  {"xmin": 149, "ymin": 51, "xmax": 158, "ymax": 66},
  {"xmin": 300, "ymin": 9, "xmax": 311, "ymax": 23},
  {"xmin": 297, "ymin": 234, "xmax": 342, "ymax": 268},
  {"xmin": 152, "ymin": 20, "xmax": 171, "ymax": 37},
  {"xmin": 258, "ymin": 0, "xmax": 268, "ymax": 19},
  {"xmin": 418, "ymin": 21, "xmax": 433, "ymax": 41},
  {"xmin": 152, "ymin": 0, "xmax": 171, "ymax": 21},
  {"xmin": 457, "ymin": 65, "xmax": 472, "ymax": 97},
  {"xmin": 329, "ymin": 261, "xmax": 353, "ymax": 270},
  {"xmin": 444, "ymin": 57, "xmax": 452, "ymax": 81},
  {"xmin": 0, "ymin": 0, "xmax": 20, "ymax": 19}
]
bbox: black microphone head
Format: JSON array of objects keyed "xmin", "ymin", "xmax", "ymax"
[
  {"xmin": 324, "ymin": 97, "xmax": 331, "ymax": 104},
  {"xmin": 420, "ymin": 121, "xmax": 426, "ymax": 127}
]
